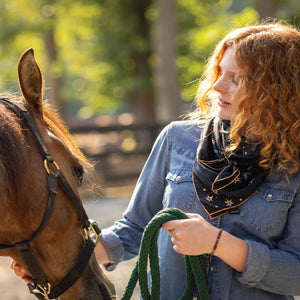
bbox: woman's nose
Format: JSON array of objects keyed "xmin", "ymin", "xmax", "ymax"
[{"xmin": 213, "ymin": 75, "xmax": 227, "ymax": 93}]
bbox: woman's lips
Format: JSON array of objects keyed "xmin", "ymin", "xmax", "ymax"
[{"xmin": 218, "ymin": 98, "xmax": 231, "ymax": 107}]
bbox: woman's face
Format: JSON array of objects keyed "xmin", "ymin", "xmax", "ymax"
[{"xmin": 213, "ymin": 47, "xmax": 239, "ymax": 120}]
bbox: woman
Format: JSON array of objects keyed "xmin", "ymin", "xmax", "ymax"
[{"xmin": 13, "ymin": 21, "xmax": 300, "ymax": 299}]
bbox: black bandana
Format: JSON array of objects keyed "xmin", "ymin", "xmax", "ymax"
[{"xmin": 192, "ymin": 117, "xmax": 267, "ymax": 219}]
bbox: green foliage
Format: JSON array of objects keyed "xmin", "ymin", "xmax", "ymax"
[
  {"xmin": 278, "ymin": 0, "xmax": 300, "ymax": 26},
  {"xmin": 0, "ymin": 0, "xmax": 297, "ymax": 119},
  {"xmin": 87, "ymin": 0, "xmax": 153, "ymax": 118},
  {"xmin": 176, "ymin": 0, "xmax": 258, "ymax": 102},
  {"xmin": 0, "ymin": 1, "xmax": 42, "ymax": 91}
]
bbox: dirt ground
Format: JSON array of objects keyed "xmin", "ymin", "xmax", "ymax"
[{"xmin": 0, "ymin": 256, "xmax": 138, "ymax": 300}]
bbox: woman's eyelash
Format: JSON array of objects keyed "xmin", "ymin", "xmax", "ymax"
[{"xmin": 232, "ymin": 77, "xmax": 238, "ymax": 84}]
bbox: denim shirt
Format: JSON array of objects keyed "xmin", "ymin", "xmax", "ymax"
[{"xmin": 100, "ymin": 121, "xmax": 300, "ymax": 300}]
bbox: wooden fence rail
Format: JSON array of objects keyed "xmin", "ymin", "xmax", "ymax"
[{"xmin": 69, "ymin": 121, "xmax": 166, "ymax": 189}]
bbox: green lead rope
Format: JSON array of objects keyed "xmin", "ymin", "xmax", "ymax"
[{"xmin": 120, "ymin": 208, "xmax": 210, "ymax": 300}]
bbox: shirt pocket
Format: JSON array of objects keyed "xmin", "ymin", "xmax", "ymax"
[
  {"xmin": 239, "ymin": 186, "xmax": 294, "ymax": 233},
  {"xmin": 163, "ymin": 168, "xmax": 195, "ymax": 211}
]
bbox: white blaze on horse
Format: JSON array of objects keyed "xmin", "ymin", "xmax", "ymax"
[{"xmin": 0, "ymin": 49, "xmax": 114, "ymax": 300}]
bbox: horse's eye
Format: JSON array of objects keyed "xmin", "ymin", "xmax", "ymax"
[{"xmin": 72, "ymin": 165, "xmax": 84, "ymax": 185}]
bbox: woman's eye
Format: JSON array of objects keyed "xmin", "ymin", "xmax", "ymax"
[
  {"xmin": 72, "ymin": 165, "xmax": 84, "ymax": 185},
  {"xmin": 232, "ymin": 77, "xmax": 238, "ymax": 85}
]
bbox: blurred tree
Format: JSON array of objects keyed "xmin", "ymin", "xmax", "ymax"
[
  {"xmin": 0, "ymin": 0, "xmax": 297, "ymax": 122},
  {"xmin": 91, "ymin": 0, "xmax": 154, "ymax": 122},
  {"xmin": 0, "ymin": 0, "xmax": 64, "ymax": 110},
  {"xmin": 42, "ymin": 0, "xmax": 64, "ymax": 113},
  {"xmin": 234, "ymin": 0, "xmax": 300, "ymax": 25},
  {"xmin": 153, "ymin": 0, "xmax": 181, "ymax": 122},
  {"xmin": 278, "ymin": 0, "xmax": 300, "ymax": 26},
  {"xmin": 176, "ymin": 0, "xmax": 258, "ymax": 107},
  {"xmin": 255, "ymin": 0, "xmax": 278, "ymax": 19},
  {"xmin": 91, "ymin": 0, "xmax": 259, "ymax": 121}
]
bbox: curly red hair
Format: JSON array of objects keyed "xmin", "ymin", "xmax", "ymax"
[{"xmin": 193, "ymin": 21, "xmax": 300, "ymax": 175}]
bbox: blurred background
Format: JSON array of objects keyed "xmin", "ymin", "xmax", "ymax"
[
  {"xmin": 0, "ymin": 0, "xmax": 299, "ymax": 299},
  {"xmin": 0, "ymin": 0, "xmax": 299, "ymax": 197}
]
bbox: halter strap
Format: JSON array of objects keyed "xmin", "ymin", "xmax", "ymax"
[{"xmin": 0, "ymin": 98, "xmax": 102, "ymax": 299}]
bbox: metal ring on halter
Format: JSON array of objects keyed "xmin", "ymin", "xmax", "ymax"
[
  {"xmin": 44, "ymin": 159, "xmax": 60, "ymax": 174},
  {"xmin": 32, "ymin": 283, "xmax": 51, "ymax": 300},
  {"xmin": 84, "ymin": 219, "xmax": 100, "ymax": 245}
]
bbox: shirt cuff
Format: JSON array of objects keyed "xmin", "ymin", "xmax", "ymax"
[
  {"xmin": 99, "ymin": 228, "xmax": 124, "ymax": 271},
  {"xmin": 236, "ymin": 239, "xmax": 270, "ymax": 287}
]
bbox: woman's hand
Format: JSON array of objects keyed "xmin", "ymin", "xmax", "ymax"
[
  {"xmin": 162, "ymin": 213, "xmax": 219, "ymax": 255},
  {"xmin": 10, "ymin": 260, "xmax": 33, "ymax": 284},
  {"xmin": 94, "ymin": 240, "xmax": 111, "ymax": 265},
  {"xmin": 11, "ymin": 241, "xmax": 111, "ymax": 285},
  {"xmin": 162, "ymin": 213, "xmax": 249, "ymax": 272}
]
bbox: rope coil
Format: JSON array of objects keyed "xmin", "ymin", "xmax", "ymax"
[{"xmin": 121, "ymin": 208, "xmax": 210, "ymax": 300}]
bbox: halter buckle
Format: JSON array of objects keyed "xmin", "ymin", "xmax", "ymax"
[
  {"xmin": 84, "ymin": 219, "xmax": 101, "ymax": 245},
  {"xmin": 44, "ymin": 159, "xmax": 60, "ymax": 174},
  {"xmin": 31, "ymin": 283, "xmax": 51, "ymax": 300}
]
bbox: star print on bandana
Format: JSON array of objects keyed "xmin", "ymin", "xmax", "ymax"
[
  {"xmin": 225, "ymin": 199, "xmax": 233, "ymax": 207},
  {"xmin": 206, "ymin": 195, "xmax": 214, "ymax": 202}
]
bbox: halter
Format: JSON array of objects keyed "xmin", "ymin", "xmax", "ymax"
[{"xmin": 0, "ymin": 98, "xmax": 104, "ymax": 300}]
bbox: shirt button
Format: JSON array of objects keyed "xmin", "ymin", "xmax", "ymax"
[
  {"xmin": 268, "ymin": 194, "xmax": 272, "ymax": 198},
  {"xmin": 210, "ymin": 267, "xmax": 214, "ymax": 271}
]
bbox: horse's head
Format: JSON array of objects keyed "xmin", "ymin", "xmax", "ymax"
[{"xmin": 0, "ymin": 49, "xmax": 114, "ymax": 300}]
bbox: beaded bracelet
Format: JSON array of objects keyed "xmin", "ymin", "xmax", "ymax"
[{"xmin": 210, "ymin": 229, "xmax": 223, "ymax": 257}]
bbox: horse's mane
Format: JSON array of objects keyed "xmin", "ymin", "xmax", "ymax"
[
  {"xmin": 42, "ymin": 105, "xmax": 91, "ymax": 170},
  {"xmin": 0, "ymin": 98, "xmax": 28, "ymax": 196},
  {"xmin": 0, "ymin": 94, "xmax": 91, "ymax": 197}
]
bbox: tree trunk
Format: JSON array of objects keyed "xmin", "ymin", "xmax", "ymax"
[
  {"xmin": 126, "ymin": 1, "xmax": 155, "ymax": 122},
  {"xmin": 43, "ymin": 13, "xmax": 64, "ymax": 116},
  {"xmin": 153, "ymin": 0, "xmax": 181, "ymax": 122},
  {"xmin": 128, "ymin": 51, "xmax": 155, "ymax": 122},
  {"xmin": 255, "ymin": 0, "xmax": 278, "ymax": 19}
]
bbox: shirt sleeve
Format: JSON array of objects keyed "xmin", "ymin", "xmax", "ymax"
[
  {"xmin": 237, "ymin": 190, "xmax": 300, "ymax": 295},
  {"xmin": 99, "ymin": 123, "xmax": 171, "ymax": 270}
]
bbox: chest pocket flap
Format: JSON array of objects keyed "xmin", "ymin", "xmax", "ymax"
[
  {"xmin": 166, "ymin": 168, "xmax": 193, "ymax": 183},
  {"xmin": 240, "ymin": 185, "xmax": 294, "ymax": 233},
  {"xmin": 164, "ymin": 169, "xmax": 195, "ymax": 210},
  {"xmin": 256, "ymin": 186, "xmax": 294, "ymax": 203}
]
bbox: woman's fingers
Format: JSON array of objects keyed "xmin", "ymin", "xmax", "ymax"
[
  {"xmin": 162, "ymin": 220, "xmax": 180, "ymax": 231},
  {"xmin": 10, "ymin": 260, "xmax": 33, "ymax": 284},
  {"xmin": 162, "ymin": 213, "xmax": 219, "ymax": 255}
]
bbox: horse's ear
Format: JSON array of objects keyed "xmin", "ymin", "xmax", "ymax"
[{"xmin": 18, "ymin": 48, "xmax": 43, "ymax": 115}]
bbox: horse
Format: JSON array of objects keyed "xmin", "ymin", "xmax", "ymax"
[{"xmin": 0, "ymin": 49, "xmax": 115, "ymax": 300}]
